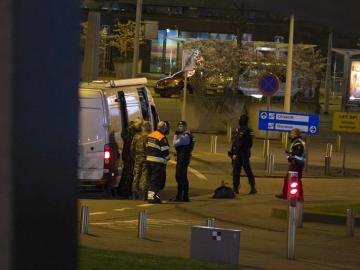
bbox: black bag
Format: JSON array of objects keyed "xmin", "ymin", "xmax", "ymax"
[{"xmin": 212, "ymin": 185, "xmax": 235, "ymax": 199}]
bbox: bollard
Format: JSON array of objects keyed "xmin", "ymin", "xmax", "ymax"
[
  {"xmin": 210, "ymin": 136, "xmax": 218, "ymax": 153},
  {"xmin": 80, "ymin": 206, "xmax": 89, "ymax": 234},
  {"xmin": 287, "ymin": 171, "xmax": 298, "ymax": 260},
  {"xmin": 207, "ymin": 218, "xmax": 216, "ymax": 227},
  {"xmin": 282, "ymin": 133, "xmax": 289, "ymax": 149},
  {"xmin": 335, "ymin": 134, "xmax": 342, "ymax": 152},
  {"xmin": 288, "ymin": 206, "xmax": 296, "ymax": 259},
  {"xmin": 297, "ymin": 201, "xmax": 304, "ymax": 228},
  {"xmin": 324, "ymin": 156, "xmax": 331, "ymax": 175},
  {"xmin": 227, "ymin": 126, "xmax": 232, "ymax": 143},
  {"xmin": 138, "ymin": 209, "xmax": 147, "ymax": 239},
  {"xmin": 266, "ymin": 154, "xmax": 275, "ymax": 175},
  {"xmin": 263, "ymin": 139, "xmax": 270, "ymax": 159},
  {"xmin": 326, "ymin": 143, "xmax": 333, "ymax": 158},
  {"xmin": 341, "ymin": 144, "xmax": 347, "ymax": 176},
  {"xmin": 214, "ymin": 136, "xmax": 218, "ymax": 154},
  {"xmin": 346, "ymin": 209, "xmax": 356, "ymax": 237},
  {"xmin": 263, "ymin": 140, "xmax": 270, "ymax": 169}
]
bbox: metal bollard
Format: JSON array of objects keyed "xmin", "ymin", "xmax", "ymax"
[
  {"xmin": 326, "ymin": 143, "xmax": 333, "ymax": 158},
  {"xmin": 80, "ymin": 206, "xmax": 89, "ymax": 234},
  {"xmin": 214, "ymin": 136, "xmax": 217, "ymax": 154},
  {"xmin": 335, "ymin": 134, "xmax": 342, "ymax": 152},
  {"xmin": 210, "ymin": 136, "xmax": 218, "ymax": 153},
  {"xmin": 266, "ymin": 154, "xmax": 275, "ymax": 175},
  {"xmin": 346, "ymin": 209, "xmax": 356, "ymax": 237},
  {"xmin": 297, "ymin": 201, "xmax": 304, "ymax": 228},
  {"xmin": 341, "ymin": 144, "xmax": 347, "ymax": 176},
  {"xmin": 207, "ymin": 218, "xmax": 216, "ymax": 227},
  {"xmin": 324, "ymin": 156, "xmax": 331, "ymax": 175},
  {"xmin": 263, "ymin": 139, "xmax": 270, "ymax": 159},
  {"xmin": 287, "ymin": 205, "xmax": 296, "ymax": 259},
  {"xmin": 282, "ymin": 133, "xmax": 289, "ymax": 149},
  {"xmin": 227, "ymin": 126, "xmax": 232, "ymax": 143},
  {"xmin": 138, "ymin": 209, "xmax": 147, "ymax": 239}
]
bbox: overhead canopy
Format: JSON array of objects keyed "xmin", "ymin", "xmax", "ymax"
[{"xmin": 86, "ymin": 0, "xmax": 360, "ymax": 35}]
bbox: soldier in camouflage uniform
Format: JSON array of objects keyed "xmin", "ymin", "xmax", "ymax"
[
  {"xmin": 118, "ymin": 118, "xmax": 143, "ymax": 198},
  {"xmin": 131, "ymin": 121, "xmax": 151, "ymax": 200}
]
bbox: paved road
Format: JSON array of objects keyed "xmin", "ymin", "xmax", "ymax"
[
  {"xmin": 79, "ymin": 154, "xmax": 360, "ymax": 270},
  {"xmin": 79, "ymin": 93, "xmax": 360, "ymax": 269}
]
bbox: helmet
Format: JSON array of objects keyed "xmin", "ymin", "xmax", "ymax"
[
  {"xmin": 176, "ymin": 120, "xmax": 188, "ymax": 134},
  {"xmin": 177, "ymin": 120, "xmax": 188, "ymax": 127},
  {"xmin": 157, "ymin": 121, "xmax": 170, "ymax": 135},
  {"xmin": 239, "ymin": 115, "xmax": 249, "ymax": 126}
]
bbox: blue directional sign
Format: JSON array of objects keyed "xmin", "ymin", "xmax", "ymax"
[
  {"xmin": 257, "ymin": 73, "xmax": 280, "ymax": 96},
  {"xmin": 258, "ymin": 111, "xmax": 319, "ymax": 135}
]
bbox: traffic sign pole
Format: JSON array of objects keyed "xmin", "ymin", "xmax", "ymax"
[
  {"xmin": 182, "ymin": 72, "xmax": 187, "ymax": 121},
  {"xmin": 265, "ymin": 96, "xmax": 271, "ymax": 168},
  {"xmin": 284, "ymin": 15, "xmax": 294, "ymax": 113}
]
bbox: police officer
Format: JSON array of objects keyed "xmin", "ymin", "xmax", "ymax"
[
  {"xmin": 228, "ymin": 115, "xmax": 257, "ymax": 195},
  {"xmin": 173, "ymin": 121, "xmax": 194, "ymax": 202},
  {"xmin": 146, "ymin": 121, "xmax": 170, "ymax": 204},
  {"xmin": 276, "ymin": 128, "xmax": 305, "ymax": 200},
  {"xmin": 130, "ymin": 121, "xmax": 151, "ymax": 200},
  {"xmin": 118, "ymin": 117, "xmax": 143, "ymax": 198}
]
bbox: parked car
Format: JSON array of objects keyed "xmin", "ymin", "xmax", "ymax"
[
  {"xmin": 78, "ymin": 78, "xmax": 159, "ymax": 189},
  {"xmin": 154, "ymin": 71, "xmax": 194, "ymax": 98}
]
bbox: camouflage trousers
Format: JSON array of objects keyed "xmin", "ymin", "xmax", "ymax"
[{"xmin": 132, "ymin": 157, "xmax": 148, "ymax": 198}]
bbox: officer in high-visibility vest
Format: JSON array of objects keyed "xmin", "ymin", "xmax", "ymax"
[
  {"xmin": 276, "ymin": 128, "xmax": 305, "ymax": 200},
  {"xmin": 146, "ymin": 121, "xmax": 170, "ymax": 204}
]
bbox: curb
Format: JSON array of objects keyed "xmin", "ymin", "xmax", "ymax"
[{"xmin": 271, "ymin": 208, "xmax": 360, "ymax": 227}]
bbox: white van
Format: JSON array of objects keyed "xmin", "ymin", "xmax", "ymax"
[{"xmin": 78, "ymin": 78, "xmax": 159, "ymax": 189}]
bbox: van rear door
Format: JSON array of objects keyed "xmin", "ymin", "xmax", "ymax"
[{"xmin": 78, "ymin": 90, "xmax": 107, "ymax": 184}]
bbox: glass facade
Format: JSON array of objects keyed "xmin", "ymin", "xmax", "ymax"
[{"xmin": 149, "ymin": 29, "xmax": 237, "ymax": 73}]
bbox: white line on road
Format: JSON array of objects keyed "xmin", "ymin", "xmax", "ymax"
[
  {"xmin": 169, "ymin": 160, "xmax": 207, "ymax": 180},
  {"xmin": 136, "ymin": 204, "xmax": 154, "ymax": 208},
  {"xmin": 89, "ymin": 211, "xmax": 108, "ymax": 216},
  {"xmin": 113, "ymin": 208, "xmax": 133, "ymax": 212}
]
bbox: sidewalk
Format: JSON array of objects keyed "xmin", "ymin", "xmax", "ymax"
[{"xmin": 189, "ymin": 116, "xmax": 360, "ymax": 178}]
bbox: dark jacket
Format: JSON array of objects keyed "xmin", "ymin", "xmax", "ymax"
[
  {"xmin": 146, "ymin": 130, "xmax": 170, "ymax": 164},
  {"xmin": 230, "ymin": 126, "xmax": 254, "ymax": 156},
  {"xmin": 287, "ymin": 137, "xmax": 306, "ymax": 168}
]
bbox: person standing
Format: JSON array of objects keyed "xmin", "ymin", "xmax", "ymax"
[
  {"xmin": 118, "ymin": 117, "xmax": 143, "ymax": 198},
  {"xmin": 173, "ymin": 121, "xmax": 194, "ymax": 202},
  {"xmin": 130, "ymin": 121, "xmax": 151, "ymax": 200},
  {"xmin": 228, "ymin": 115, "xmax": 257, "ymax": 195},
  {"xmin": 146, "ymin": 121, "xmax": 170, "ymax": 204},
  {"xmin": 276, "ymin": 128, "xmax": 305, "ymax": 200}
]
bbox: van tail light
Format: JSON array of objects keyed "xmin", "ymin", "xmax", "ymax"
[{"xmin": 104, "ymin": 144, "xmax": 112, "ymax": 169}]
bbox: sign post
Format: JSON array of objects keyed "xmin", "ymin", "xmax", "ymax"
[
  {"xmin": 181, "ymin": 49, "xmax": 197, "ymax": 121},
  {"xmin": 257, "ymin": 72, "xmax": 280, "ymax": 168},
  {"xmin": 287, "ymin": 171, "xmax": 299, "ymax": 260}
]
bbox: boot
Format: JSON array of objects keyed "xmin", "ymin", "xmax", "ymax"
[
  {"xmin": 248, "ymin": 185, "xmax": 257, "ymax": 195},
  {"xmin": 233, "ymin": 186, "xmax": 239, "ymax": 194},
  {"xmin": 183, "ymin": 192, "xmax": 190, "ymax": 202},
  {"xmin": 148, "ymin": 191, "xmax": 162, "ymax": 204}
]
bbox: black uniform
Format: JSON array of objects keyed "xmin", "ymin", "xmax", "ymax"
[
  {"xmin": 229, "ymin": 117, "xmax": 256, "ymax": 194},
  {"xmin": 173, "ymin": 132, "xmax": 193, "ymax": 201}
]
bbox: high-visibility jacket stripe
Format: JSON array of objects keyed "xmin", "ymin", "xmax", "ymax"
[{"xmin": 146, "ymin": 156, "xmax": 167, "ymax": 164}]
